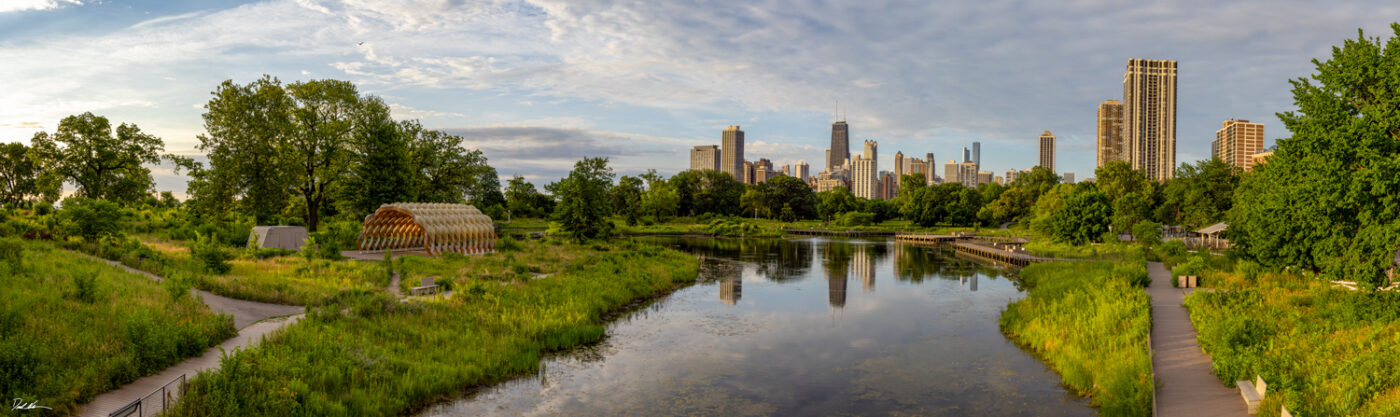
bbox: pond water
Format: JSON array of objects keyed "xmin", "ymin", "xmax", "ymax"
[{"xmin": 420, "ymin": 237, "xmax": 1095, "ymax": 416}]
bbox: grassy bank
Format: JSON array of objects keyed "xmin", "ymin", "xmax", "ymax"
[
  {"xmin": 1000, "ymin": 259, "xmax": 1154, "ymax": 416},
  {"xmin": 75, "ymin": 235, "xmax": 388, "ymax": 306},
  {"xmin": 0, "ymin": 239, "xmax": 235, "ymax": 415},
  {"xmin": 166, "ymin": 239, "xmax": 699, "ymax": 416},
  {"xmin": 1185, "ymin": 268, "xmax": 1400, "ymax": 416}
]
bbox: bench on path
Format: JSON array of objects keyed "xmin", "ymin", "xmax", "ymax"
[
  {"xmin": 410, "ymin": 277, "xmax": 441, "ymax": 296},
  {"xmin": 1237, "ymin": 375, "xmax": 1267, "ymax": 414}
]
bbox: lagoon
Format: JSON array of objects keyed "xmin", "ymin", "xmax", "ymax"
[{"xmin": 421, "ymin": 237, "xmax": 1094, "ymax": 416}]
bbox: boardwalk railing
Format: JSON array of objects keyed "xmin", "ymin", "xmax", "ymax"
[{"xmin": 109, "ymin": 374, "xmax": 185, "ymax": 417}]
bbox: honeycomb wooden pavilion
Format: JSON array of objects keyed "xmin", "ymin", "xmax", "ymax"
[{"xmin": 357, "ymin": 203, "xmax": 496, "ymax": 255}]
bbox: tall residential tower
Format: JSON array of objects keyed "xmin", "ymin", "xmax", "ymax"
[
  {"xmin": 1123, "ymin": 59, "xmax": 1178, "ymax": 181},
  {"xmin": 1213, "ymin": 119, "xmax": 1265, "ymax": 171},
  {"xmin": 690, "ymin": 145, "xmax": 720, "ymax": 172},
  {"xmin": 722, "ymin": 126, "xmax": 745, "ymax": 180},
  {"xmin": 1096, "ymin": 99, "xmax": 1124, "ymax": 167},
  {"xmin": 1038, "ymin": 130, "xmax": 1055, "ymax": 173}
]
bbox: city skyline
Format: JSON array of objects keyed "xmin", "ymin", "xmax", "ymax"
[{"xmin": 3, "ymin": 1, "xmax": 1398, "ymax": 194}]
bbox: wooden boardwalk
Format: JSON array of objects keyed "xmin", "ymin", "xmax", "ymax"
[
  {"xmin": 786, "ymin": 228, "xmax": 899, "ymax": 236},
  {"xmin": 895, "ymin": 234, "xmax": 1059, "ymax": 266},
  {"xmin": 1146, "ymin": 262, "xmax": 1248, "ymax": 417}
]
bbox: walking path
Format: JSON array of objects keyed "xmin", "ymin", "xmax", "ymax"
[
  {"xmin": 73, "ymin": 253, "xmax": 305, "ymax": 417},
  {"xmin": 1146, "ymin": 262, "xmax": 1247, "ymax": 417}
]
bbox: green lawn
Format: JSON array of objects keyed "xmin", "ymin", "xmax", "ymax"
[
  {"xmin": 0, "ymin": 239, "xmax": 235, "ymax": 415},
  {"xmin": 166, "ymin": 238, "xmax": 699, "ymax": 416},
  {"xmin": 1000, "ymin": 259, "xmax": 1154, "ymax": 416}
]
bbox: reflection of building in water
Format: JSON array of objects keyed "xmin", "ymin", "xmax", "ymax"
[
  {"xmin": 959, "ymin": 275, "xmax": 979, "ymax": 292},
  {"xmin": 720, "ymin": 277, "xmax": 742, "ymax": 305},
  {"xmin": 828, "ymin": 265, "xmax": 848, "ymax": 308},
  {"xmin": 854, "ymin": 245, "xmax": 875, "ymax": 292}
]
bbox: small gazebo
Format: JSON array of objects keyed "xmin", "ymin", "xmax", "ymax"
[
  {"xmin": 1194, "ymin": 222, "xmax": 1229, "ymax": 250},
  {"xmin": 357, "ymin": 203, "xmax": 496, "ymax": 255}
]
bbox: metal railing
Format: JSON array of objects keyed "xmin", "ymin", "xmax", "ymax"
[{"xmin": 109, "ymin": 374, "xmax": 185, "ymax": 417}]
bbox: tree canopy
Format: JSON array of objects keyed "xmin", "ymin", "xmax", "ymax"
[
  {"xmin": 1229, "ymin": 24, "xmax": 1400, "ymax": 288},
  {"xmin": 29, "ymin": 112, "xmax": 165, "ymax": 204}
]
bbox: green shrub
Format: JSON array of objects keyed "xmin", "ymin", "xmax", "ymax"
[
  {"xmin": 1158, "ymin": 240, "xmax": 1187, "ymax": 257},
  {"xmin": 56, "ymin": 197, "xmax": 125, "ymax": 240},
  {"xmin": 163, "ymin": 273, "xmax": 193, "ymax": 301},
  {"xmin": 190, "ymin": 233, "xmax": 233, "ymax": 274},
  {"xmin": 1131, "ymin": 221, "xmax": 1163, "ymax": 246},
  {"xmin": 1172, "ymin": 256, "xmax": 1209, "ymax": 280},
  {"xmin": 33, "ymin": 201, "xmax": 52, "ymax": 216},
  {"xmin": 1236, "ymin": 260, "xmax": 1262, "ymax": 282},
  {"xmin": 1115, "ymin": 261, "xmax": 1152, "ymax": 288},
  {"xmin": 496, "ymin": 236, "xmax": 523, "ymax": 252},
  {"xmin": 834, "ymin": 211, "xmax": 875, "ymax": 227},
  {"xmin": 71, "ymin": 272, "xmax": 98, "ymax": 303}
]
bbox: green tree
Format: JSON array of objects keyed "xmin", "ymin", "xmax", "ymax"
[
  {"xmin": 30, "ymin": 112, "xmax": 164, "ymax": 203},
  {"xmin": 504, "ymin": 175, "xmax": 551, "ymax": 218},
  {"xmin": 400, "ymin": 121, "xmax": 504, "ymax": 216},
  {"xmin": 1011, "ymin": 166, "xmax": 1060, "ymax": 200},
  {"xmin": 0, "ymin": 142, "xmax": 39, "ymax": 206},
  {"xmin": 610, "ymin": 176, "xmax": 644, "ymax": 225},
  {"xmin": 1094, "ymin": 160, "xmax": 1152, "ymax": 202},
  {"xmin": 977, "ymin": 186, "xmax": 1033, "ymax": 225},
  {"xmin": 1111, "ymin": 192, "xmax": 1152, "ymax": 235},
  {"xmin": 197, "ymin": 76, "xmax": 295, "ymax": 224},
  {"xmin": 285, "ymin": 79, "xmax": 361, "ymax": 232},
  {"xmin": 1158, "ymin": 158, "xmax": 1239, "ymax": 228},
  {"xmin": 551, "ymin": 157, "xmax": 615, "ymax": 242},
  {"xmin": 55, "ymin": 197, "xmax": 126, "ymax": 240},
  {"xmin": 339, "ymin": 96, "xmax": 412, "ymax": 216},
  {"xmin": 1230, "ymin": 25, "xmax": 1400, "ymax": 288},
  {"xmin": 766, "ymin": 175, "xmax": 818, "ymax": 220},
  {"xmin": 671, "ymin": 169, "xmax": 743, "ymax": 216},
  {"xmin": 1048, "ymin": 190, "xmax": 1112, "ymax": 245},
  {"xmin": 905, "ymin": 183, "xmax": 980, "ymax": 227},
  {"xmin": 816, "ymin": 186, "xmax": 859, "ymax": 221},
  {"xmin": 640, "ymin": 181, "xmax": 679, "ymax": 222}
]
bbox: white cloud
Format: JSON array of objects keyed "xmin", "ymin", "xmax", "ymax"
[{"xmin": 0, "ymin": 0, "xmax": 81, "ymax": 14}]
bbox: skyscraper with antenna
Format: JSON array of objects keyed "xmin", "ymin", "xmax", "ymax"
[{"xmin": 828, "ymin": 100, "xmax": 849, "ymax": 172}]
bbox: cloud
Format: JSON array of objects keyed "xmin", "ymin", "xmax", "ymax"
[
  {"xmin": 0, "ymin": 0, "xmax": 81, "ymax": 14},
  {"xmin": 441, "ymin": 125, "xmax": 694, "ymax": 183}
]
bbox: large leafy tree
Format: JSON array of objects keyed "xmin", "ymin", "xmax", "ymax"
[
  {"xmin": 1048, "ymin": 190, "xmax": 1112, "ymax": 245},
  {"xmin": 1010, "ymin": 165, "xmax": 1060, "ymax": 200},
  {"xmin": 0, "ymin": 143, "xmax": 40, "ymax": 206},
  {"xmin": 284, "ymin": 79, "xmax": 361, "ymax": 232},
  {"xmin": 671, "ymin": 169, "xmax": 743, "ymax": 216},
  {"xmin": 905, "ymin": 183, "xmax": 981, "ymax": 227},
  {"xmin": 551, "ymin": 157, "xmax": 615, "ymax": 242},
  {"xmin": 400, "ymin": 121, "xmax": 505, "ymax": 217},
  {"xmin": 766, "ymin": 175, "xmax": 818, "ymax": 220},
  {"xmin": 339, "ymin": 96, "xmax": 412, "ymax": 217},
  {"xmin": 198, "ymin": 76, "xmax": 295, "ymax": 224},
  {"xmin": 504, "ymin": 175, "xmax": 552, "ymax": 219},
  {"xmin": 1094, "ymin": 160, "xmax": 1152, "ymax": 202},
  {"xmin": 30, "ymin": 112, "xmax": 164, "ymax": 203},
  {"xmin": 816, "ymin": 186, "xmax": 859, "ymax": 221},
  {"xmin": 1158, "ymin": 158, "xmax": 1239, "ymax": 228},
  {"xmin": 610, "ymin": 176, "xmax": 644, "ymax": 224},
  {"xmin": 1230, "ymin": 25, "xmax": 1400, "ymax": 288}
]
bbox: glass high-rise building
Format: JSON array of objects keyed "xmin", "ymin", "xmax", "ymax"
[{"xmin": 828, "ymin": 120, "xmax": 849, "ymax": 171}]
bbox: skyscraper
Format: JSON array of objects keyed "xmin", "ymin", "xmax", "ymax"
[
  {"xmin": 722, "ymin": 126, "xmax": 744, "ymax": 180},
  {"xmin": 1213, "ymin": 119, "xmax": 1266, "ymax": 171},
  {"xmin": 1038, "ymin": 130, "xmax": 1055, "ymax": 172},
  {"xmin": 962, "ymin": 147, "xmax": 970, "ymax": 163},
  {"xmin": 796, "ymin": 161, "xmax": 810, "ymax": 181},
  {"xmin": 944, "ymin": 160, "xmax": 959, "ymax": 186},
  {"xmin": 894, "ymin": 151, "xmax": 904, "ymax": 179},
  {"xmin": 924, "ymin": 153, "xmax": 935, "ymax": 184},
  {"xmin": 1123, "ymin": 58, "xmax": 1178, "ymax": 181},
  {"xmin": 744, "ymin": 160, "xmax": 755, "ymax": 185},
  {"xmin": 689, "ymin": 145, "xmax": 720, "ymax": 172},
  {"xmin": 972, "ymin": 142, "xmax": 981, "ymax": 171},
  {"xmin": 1097, "ymin": 99, "xmax": 1124, "ymax": 167},
  {"xmin": 852, "ymin": 140, "xmax": 879, "ymax": 199},
  {"xmin": 959, "ymin": 161, "xmax": 978, "ymax": 188},
  {"xmin": 829, "ymin": 119, "xmax": 849, "ymax": 171}
]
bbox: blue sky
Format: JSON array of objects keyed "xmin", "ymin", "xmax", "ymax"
[{"xmin": 2, "ymin": 0, "xmax": 1397, "ymax": 196}]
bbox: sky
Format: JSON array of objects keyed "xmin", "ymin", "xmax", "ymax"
[{"xmin": 2, "ymin": 0, "xmax": 1397, "ymax": 197}]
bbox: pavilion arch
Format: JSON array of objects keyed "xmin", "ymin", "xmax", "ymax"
[{"xmin": 357, "ymin": 203, "xmax": 497, "ymax": 255}]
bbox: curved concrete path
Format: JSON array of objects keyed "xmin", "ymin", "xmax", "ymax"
[
  {"xmin": 1147, "ymin": 262, "xmax": 1248, "ymax": 417},
  {"xmin": 74, "ymin": 253, "xmax": 305, "ymax": 417}
]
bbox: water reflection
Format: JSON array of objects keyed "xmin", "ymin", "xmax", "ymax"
[{"xmin": 422, "ymin": 237, "xmax": 1094, "ymax": 417}]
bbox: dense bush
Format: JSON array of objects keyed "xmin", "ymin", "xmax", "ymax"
[
  {"xmin": 55, "ymin": 197, "xmax": 125, "ymax": 240},
  {"xmin": 1131, "ymin": 221, "xmax": 1162, "ymax": 246},
  {"xmin": 834, "ymin": 211, "xmax": 875, "ymax": 227},
  {"xmin": 190, "ymin": 232, "xmax": 233, "ymax": 274}
]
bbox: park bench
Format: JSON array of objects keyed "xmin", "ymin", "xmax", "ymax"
[
  {"xmin": 410, "ymin": 277, "xmax": 441, "ymax": 296},
  {"xmin": 1237, "ymin": 375, "xmax": 1266, "ymax": 414}
]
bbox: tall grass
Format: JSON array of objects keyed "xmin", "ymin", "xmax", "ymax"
[
  {"xmin": 0, "ymin": 240, "xmax": 235, "ymax": 415},
  {"xmin": 1000, "ymin": 260, "xmax": 1154, "ymax": 416},
  {"xmin": 165, "ymin": 239, "xmax": 699, "ymax": 416},
  {"xmin": 1186, "ymin": 268, "xmax": 1400, "ymax": 416}
]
